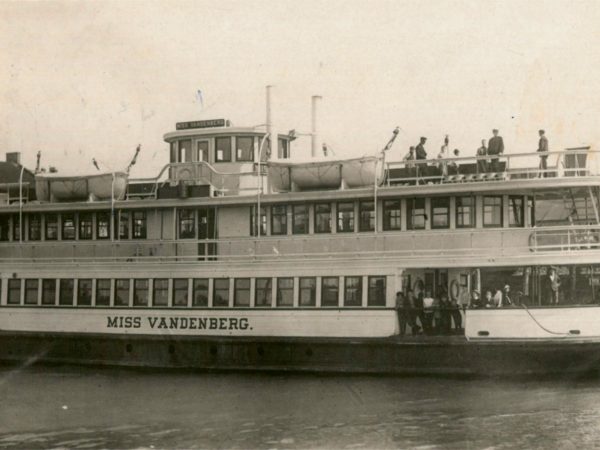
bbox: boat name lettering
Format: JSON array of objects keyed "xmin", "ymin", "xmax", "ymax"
[
  {"xmin": 175, "ymin": 119, "xmax": 227, "ymax": 130},
  {"xmin": 106, "ymin": 316, "xmax": 250, "ymax": 330}
]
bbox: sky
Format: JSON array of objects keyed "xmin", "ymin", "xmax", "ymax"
[{"xmin": 1, "ymin": 0, "xmax": 600, "ymax": 176}]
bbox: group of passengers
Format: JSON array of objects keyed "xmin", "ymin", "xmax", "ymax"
[
  {"xmin": 469, "ymin": 284, "xmax": 514, "ymax": 309},
  {"xmin": 395, "ymin": 287, "xmax": 463, "ymax": 336},
  {"xmin": 402, "ymin": 129, "xmax": 549, "ymax": 175}
]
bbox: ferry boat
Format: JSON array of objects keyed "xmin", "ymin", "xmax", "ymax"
[{"xmin": 2, "ymin": 90, "xmax": 600, "ymax": 376}]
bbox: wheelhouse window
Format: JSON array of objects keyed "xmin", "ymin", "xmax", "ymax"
[
  {"xmin": 117, "ymin": 211, "xmax": 130, "ymax": 240},
  {"xmin": 456, "ymin": 196, "xmax": 475, "ymax": 228},
  {"xmin": 337, "ymin": 202, "xmax": 355, "ymax": 233},
  {"xmin": 45, "ymin": 214, "xmax": 58, "ymax": 240},
  {"xmin": 292, "ymin": 204, "xmax": 308, "ymax": 234},
  {"xmin": 133, "ymin": 279, "xmax": 149, "ymax": 306},
  {"xmin": 193, "ymin": 279, "xmax": 209, "ymax": 307},
  {"xmin": 77, "ymin": 279, "xmax": 92, "ymax": 306},
  {"xmin": 0, "ymin": 215, "xmax": 9, "ymax": 241},
  {"xmin": 196, "ymin": 141, "xmax": 209, "ymax": 162},
  {"xmin": 234, "ymin": 278, "xmax": 251, "ymax": 307},
  {"xmin": 79, "ymin": 213, "xmax": 93, "ymax": 240},
  {"xmin": 42, "ymin": 279, "xmax": 57, "ymax": 305},
  {"xmin": 271, "ymin": 205, "xmax": 287, "ymax": 235},
  {"xmin": 153, "ymin": 279, "xmax": 168, "ymax": 306},
  {"xmin": 314, "ymin": 203, "xmax": 331, "ymax": 233},
  {"xmin": 28, "ymin": 214, "xmax": 41, "ymax": 241},
  {"xmin": 236, "ymin": 136, "xmax": 254, "ymax": 162},
  {"xmin": 383, "ymin": 199, "xmax": 402, "ymax": 231},
  {"xmin": 173, "ymin": 279, "xmax": 189, "ymax": 307},
  {"xmin": 344, "ymin": 276, "xmax": 362, "ymax": 306},
  {"xmin": 250, "ymin": 206, "xmax": 267, "ymax": 236},
  {"xmin": 359, "ymin": 201, "xmax": 375, "ymax": 232},
  {"xmin": 483, "ymin": 196, "xmax": 503, "ymax": 227},
  {"xmin": 96, "ymin": 279, "xmax": 111, "ymax": 306},
  {"xmin": 213, "ymin": 279, "xmax": 230, "ymax": 307},
  {"xmin": 114, "ymin": 279, "xmax": 130, "ymax": 306},
  {"xmin": 215, "ymin": 137, "xmax": 232, "ymax": 162},
  {"xmin": 62, "ymin": 214, "xmax": 75, "ymax": 240},
  {"xmin": 24, "ymin": 279, "xmax": 38, "ymax": 305},
  {"xmin": 431, "ymin": 197, "xmax": 450, "ymax": 229},
  {"xmin": 407, "ymin": 198, "xmax": 426, "ymax": 230},
  {"xmin": 97, "ymin": 212, "xmax": 110, "ymax": 239},
  {"xmin": 299, "ymin": 277, "xmax": 316, "ymax": 307},
  {"xmin": 178, "ymin": 209, "xmax": 196, "ymax": 239},
  {"xmin": 255, "ymin": 278, "xmax": 272, "ymax": 307},
  {"xmin": 133, "ymin": 211, "xmax": 147, "ymax": 239},
  {"xmin": 179, "ymin": 139, "xmax": 192, "ymax": 162},
  {"xmin": 509, "ymin": 196, "xmax": 525, "ymax": 228},
  {"xmin": 59, "ymin": 279, "xmax": 74, "ymax": 306},
  {"xmin": 276, "ymin": 278, "xmax": 294, "ymax": 307},
  {"xmin": 7, "ymin": 279, "xmax": 21, "ymax": 305},
  {"xmin": 368, "ymin": 276, "xmax": 386, "ymax": 306}
]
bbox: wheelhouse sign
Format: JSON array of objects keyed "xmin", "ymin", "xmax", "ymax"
[{"xmin": 175, "ymin": 119, "xmax": 229, "ymax": 130}]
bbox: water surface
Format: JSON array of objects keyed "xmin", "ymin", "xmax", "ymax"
[{"xmin": 1, "ymin": 365, "xmax": 599, "ymax": 449}]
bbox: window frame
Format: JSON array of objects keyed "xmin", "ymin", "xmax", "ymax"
[
  {"xmin": 292, "ymin": 204, "xmax": 309, "ymax": 235},
  {"xmin": 172, "ymin": 279, "xmax": 189, "ymax": 307},
  {"xmin": 62, "ymin": 214, "xmax": 76, "ymax": 240},
  {"xmin": 152, "ymin": 279, "xmax": 169, "ymax": 307},
  {"xmin": 483, "ymin": 195, "xmax": 503, "ymax": 228},
  {"xmin": 359, "ymin": 201, "xmax": 375, "ymax": 232},
  {"xmin": 192, "ymin": 278, "xmax": 209, "ymax": 307},
  {"xmin": 178, "ymin": 209, "xmax": 196, "ymax": 239},
  {"xmin": 299, "ymin": 277, "xmax": 316, "ymax": 307},
  {"xmin": 58, "ymin": 279, "xmax": 74, "ymax": 306},
  {"xmin": 382, "ymin": 199, "xmax": 402, "ymax": 231},
  {"xmin": 456, "ymin": 196, "xmax": 476, "ymax": 229},
  {"xmin": 255, "ymin": 278, "xmax": 272, "ymax": 308},
  {"xmin": 235, "ymin": 136, "xmax": 254, "ymax": 162},
  {"xmin": 336, "ymin": 202, "xmax": 355, "ymax": 233},
  {"xmin": 213, "ymin": 278, "xmax": 230, "ymax": 307},
  {"xmin": 344, "ymin": 276, "xmax": 363, "ymax": 307},
  {"xmin": 28, "ymin": 214, "xmax": 41, "ymax": 241},
  {"xmin": 24, "ymin": 279, "xmax": 39, "ymax": 305},
  {"xmin": 215, "ymin": 136, "xmax": 232, "ymax": 162},
  {"xmin": 42, "ymin": 279, "xmax": 57, "ymax": 305},
  {"xmin": 7, "ymin": 279, "xmax": 21, "ymax": 305},
  {"xmin": 96, "ymin": 212, "xmax": 111, "ymax": 240},
  {"xmin": 114, "ymin": 279, "xmax": 130, "ymax": 307},
  {"xmin": 250, "ymin": 206, "xmax": 267, "ymax": 237},
  {"xmin": 133, "ymin": 279, "xmax": 150, "ymax": 307},
  {"xmin": 77, "ymin": 279, "xmax": 93, "ymax": 306},
  {"xmin": 276, "ymin": 277, "xmax": 294, "ymax": 307},
  {"xmin": 234, "ymin": 278, "xmax": 251, "ymax": 307},
  {"xmin": 367, "ymin": 276, "xmax": 386, "ymax": 307},
  {"xmin": 430, "ymin": 197, "xmax": 450, "ymax": 229},
  {"xmin": 95, "ymin": 279, "xmax": 111, "ymax": 306},
  {"xmin": 314, "ymin": 203, "xmax": 332, "ymax": 234},
  {"xmin": 132, "ymin": 211, "xmax": 147, "ymax": 239},
  {"xmin": 407, "ymin": 198, "xmax": 426, "ymax": 230},
  {"xmin": 270, "ymin": 205, "xmax": 287, "ymax": 236},
  {"xmin": 321, "ymin": 276, "xmax": 340, "ymax": 307},
  {"xmin": 509, "ymin": 195, "xmax": 525, "ymax": 228}
]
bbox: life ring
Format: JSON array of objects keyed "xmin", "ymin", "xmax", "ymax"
[{"xmin": 450, "ymin": 279, "xmax": 460, "ymax": 302}]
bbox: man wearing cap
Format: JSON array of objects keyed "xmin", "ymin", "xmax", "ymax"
[
  {"xmin": 488, "ymin": 129, "xmax": 504, "ymax": 172},
  {"xmin": 415, "ymin": 137, "xmax": 427, "ymax": 160},
  {"xmin": 537, "ymin": 129, "xmax": 549, "ymax": 177}
]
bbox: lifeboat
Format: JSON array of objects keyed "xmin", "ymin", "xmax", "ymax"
[
  {"xmin": 35, "ymin": 171, "xmax": 129, "ymax": 202},
  {"xmin": 267, "ymin": 156, "xmax": 384, "ymax": 192}
]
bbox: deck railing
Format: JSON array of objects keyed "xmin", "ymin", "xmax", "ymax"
[{"xmin": 385, "ymin": 147, "xmax": 595, "ymax": 186}]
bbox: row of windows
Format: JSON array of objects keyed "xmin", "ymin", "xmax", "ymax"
[
  {"xmin": 250, "ymin": 195, "xmax": 531, "ymax": 236},
  {"xmin": 171, "ymin": 136, "xmax": 290, "ymax": 164},
  {"xmin": 0, "ymin": 276, "xmax": 387, "ymax": 308},
  {"xmin": 0, "ymin": 211, "xmax": 146, "ymax": 242}
]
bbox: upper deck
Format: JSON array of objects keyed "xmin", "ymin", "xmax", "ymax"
[{"xmin": 0, "ymin": 120, "xmax": 599, "ymax": 270}]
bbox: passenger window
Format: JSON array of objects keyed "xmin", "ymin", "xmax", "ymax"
[
  {"xmin": 314, "ymin": 203, "xmax": 332, "ymax": 233},
  {"xmin": 255, "ymin": 278, "xmax": 272, "ymax": 307},
  {"xmin": 192, "ymin": 279, "xmax": 209, "ymax": 307},
  {"xmin": 383, "ymin": 200, "xmax": 401, "ymax": 231},
  {"xmin": 77, "ymin": 279, "xmax": 92, "ymax": 306},
  {"xmin": 292, "ymin": 205, "xmax": 308, "ymax": 234},
  {"xmin": 337, "ymin": 202, "xmax": 355, "ymax": 233},
  {"xmin": 483, "ymin": 196, "xmax": 503, "ymax": 227},
  {"xmin": 368, "ymin": 276, "xmax": 386, "ymax": 306},
  {"xmin": 344, "ymin": 276, "xmax": 362, "ymax": 306},
  {"xmin": 271, "ymin": 205, "xmax": 287, "ymax": 235},
  {"xmin": 96, "ymin": 279, "xmax": 111, "ymax": 306},
  {"xmin": 42, "ymin": 279, "xmax": 57, "ymax": 305},
  {"xmin": 134, "ymin": 279, "xmax": 149, "ymax": 306},
  {"xmin": 299, "ymin": 277, "xmax": 316, "ymax": 307},
  {"xmin": 234, "ymin": 278, "xmax": 251, "ymax": 307},
  {"xmin": 215, "ymin": 137, "xmax": 232, "ymax": 162},
  {"xmin": 276, "ymin": 278, "xmax": 294, "ymax": 307},
  {"xmin": 59, "ymin": 279, "xmax": 74, "ymax": 305},
  {"xmin": 114, "ymin": 279, "xmax": 130, "ymax": 306},
  {"xmin": 7, "ymin": 279, "xmax": 21, "ymax": 305},
  {"xmin": 321, "ymin": 277, "xmax": 339, "ymax": 307},
  {"xmin": 24, "ymin": 279, "xmax": 38, "ymax": 305},
  {"xmin": 213, "ymin": 279, "xmax": 230, "ymax": 307},
  {"xmin": 407, "ymin": 198, "xmax": 426, "ymax": 230},
  {"xmin": 173, "ymin": 279, "xmax": 189, "ymax": 307},
  {"xmin": 153, "ymin": 279, "xmax": 168, "ymax": 307},
  {"xmin": 431, "ymin": 197, "xmax": 450, "ymax": 229}
]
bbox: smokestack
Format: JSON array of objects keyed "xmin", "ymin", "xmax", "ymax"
[
  {"xmin": 265, "ymin": 85, "xmax": 278, "ymax": 159},
  {"xmin": 311, "ymin": 95, "xmax": 322, "ymax": 158}
]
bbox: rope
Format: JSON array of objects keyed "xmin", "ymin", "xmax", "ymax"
[{"xmin": 520, "ymin": 304, "xmax": 569, "ymax": 336}]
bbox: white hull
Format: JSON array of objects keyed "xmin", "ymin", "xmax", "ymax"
[
  {"xmin": 0, "ymin": 307, "xmax": 397, "ymax": 338},
  {"xmin": 466, "ymin": 306, "xmax": 600, "ymax": 340}
]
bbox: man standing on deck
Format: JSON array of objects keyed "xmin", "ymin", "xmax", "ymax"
[
  {"xmin": 538, "ymin": 129, "xmax": 549, "ymax": 177},
  {"xmin": 488, "ymin": 129, "xmax": 504, "ymax": 172},
  {"xmin": 476, "ymin": 139, "xmax": 488, "ymax": 173},
  {"xmin": 415, "ymin": 137, "xmax": 427, "ymax": 160}
]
